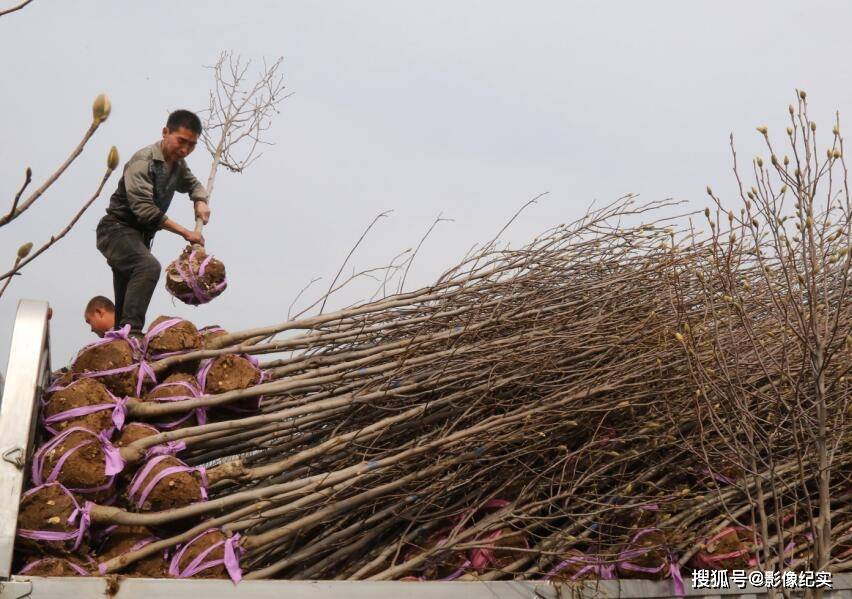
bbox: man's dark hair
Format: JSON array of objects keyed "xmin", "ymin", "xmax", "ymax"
[
  {"xmin": 166, "ymin": 109, "xmax": 202, "ymax": 135},
  {"xmin": 86, "ymin": 295, "xmax": 115, "ymax": 314}
]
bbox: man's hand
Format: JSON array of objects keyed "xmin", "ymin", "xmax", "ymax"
[
  {"xmin": 184, "ymin": 230, "xmax": 205, "ymax": 246},
  {"xmin": 195, "ymin": 200, "xmax": 211, "ymax": 225}
]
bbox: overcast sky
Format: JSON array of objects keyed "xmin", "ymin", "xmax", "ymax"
[{"xmin": 0, "ymin": 0, "xmax": 848, "ymax": 372}]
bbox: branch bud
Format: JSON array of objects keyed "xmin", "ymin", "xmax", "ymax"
[
  {"xmin": 789, "ymin": 104, "xmax": 795, "ymax": 115},
  {"xmin": 799, "ymin": 90, "xmax": 807, "ymax": 100},
  {"xmin": 810, "ymin": 122, "xmax": 817, "ymax": 132},
  {"xmin": 92, "ymin": 93, "xmax": 111, "ymax": 123},
  {"xmin": 107, "ymin": 146, "xmax": 120, "ymax": 170},
  {"xmin": 706, "ymin": 186, "xmax": 713, "ymax": 196},
  {"xmin": 17, "ymin": 242, "xmax": 32, "ymax": 259},
  {"xmin": 756, "ymin": 126, "xmax": 768, "ymax": 135},
  {"xmin": 756, "ymin": 156, "xmax": 764, "ymax": 167}
]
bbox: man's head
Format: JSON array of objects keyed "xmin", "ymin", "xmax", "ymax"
[
  {"xmin": 84, "ymin": 295, "xmax": 115, "ymax": 337},
  {"xmin": 161, "ymin": 109, "xmax": 202, "ymax": 162}
]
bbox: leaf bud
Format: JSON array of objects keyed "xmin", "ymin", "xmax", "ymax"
[
  {"xmin": 92, "ymin": 93, "xmax": 111, "ymax": 123},
  {"xmin": 17, "ymin": 242, "xmax": 33, "ymax": 259},
  {"xmin": 107, "ymin": 146, "xmax": 119, "ymax": 170}
]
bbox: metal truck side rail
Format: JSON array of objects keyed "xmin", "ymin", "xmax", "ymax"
[{"xmin": 0, "ymin": 299, "xmax": 50, "ymax": 579}]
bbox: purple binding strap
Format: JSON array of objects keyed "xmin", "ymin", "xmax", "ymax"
[
  {"xmin": 43, "ymin": 395, "xmax": 127, "ymax": 436},
  {"xmin": 19, "ymin": 558, "xmax": 91, "ymax": 576}
]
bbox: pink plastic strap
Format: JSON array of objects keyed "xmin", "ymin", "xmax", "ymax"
[
  {"xmin": 136, "ymin": 361, "xmax": 157, "ymax": 396},
  {"xmin": 43, "ymin": 396, "xmax": 127, "ymax": 434},
  {"xmin": 19, "ymin": 558, "xmax": 90, "ymax": 576},
  {"xmin": 223, "ymin": 533, "xmax": 243, "ymax": 583},
  {"xmin": 146, "ymin": 441, "xmax": 187, "ymax": 458},
  {"xmin": 103, "ymin": 443, "xmax": 126, "ymax": 476}
]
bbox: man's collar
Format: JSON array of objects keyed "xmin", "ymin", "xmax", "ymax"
[{"xmin": 152, "ymin": 141, "xmax": 165, "ymax": 162}]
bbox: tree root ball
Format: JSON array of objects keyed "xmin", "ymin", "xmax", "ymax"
[
  {"xmin": 469, "ymin": 526, "xmax": 528, "ymax": 572},
  {"xmin": 18, "ymin": 556, "xmax": 91, "ymax": 576},
  {"xmin": 689, "ymin": 527, "xmax": 759, "ymax": 570},
  {"xmin": 33, "ymin": 429, "xmax": 113, "ymax": 500},
  {"xmin": 71, "ymin": 338, "xmax": 142, "ymax": 397},
  {"xmin": 126, "ymin": 456, "xmax": 205, "ymax": 512},
  {"xmin": 114, "ymin": 422, "xmax": 160, "ymax": 448},
  {"xmin": 199, "ymin": 325, "xmax": 228, "ymax": 347},
  {"xmin": 146, "ymin": 316, "xmax": 201, "ymax": 357},
  {"xmin": 546, "ymin": 550, "xmax": 606, "ymax": 583},
  {"xmin": 17, "ymin": 483, "xmax": 84, "ymax": 553},
  {"xmin": 142, "ymin": 373, "xmax": 204, "ymax": 430},
  {"xmin": 97, "ymin": 525, "xmax": 168, "ymax": 578},
  {"xmin": 165, "ymin": 246, "xmax": 227, "ymax": 306},
  {"xmin": 43, "ymin": 378, "xmax": 118, "ymax": 436},
  {"xmin": 199, "ymin": 354, "xmax": 263, "ymax": 414},
  {"xmin": 169, "ymin": 529, "xmax": 228, "ymax": 579},
  {"xmin": 404, "ymin": 526, "xmax": 469, "ymax": 579},
  {"xmin": 616, "ymin": 529, "xmax": 670, "ymax": 580}
]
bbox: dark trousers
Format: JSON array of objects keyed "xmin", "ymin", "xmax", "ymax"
[{"xmin": 96, "ymin": 217, "xmax": 161, "ymax": 334}]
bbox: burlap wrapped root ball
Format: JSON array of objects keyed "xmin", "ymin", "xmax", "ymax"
[
  {"xmin": 165, "ymin": 246, "xmax": 227, "ymax": 305},
  {"xmin": 43, "ymin": 378, "xmax": 121, "ymax": 437},
  {"xmin": 96, "ymin": 525, "xmax": 168, "ymax": 577}
]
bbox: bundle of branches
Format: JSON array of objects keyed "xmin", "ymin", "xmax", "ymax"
[{"xmin": 13, "ymin": 93, "xmax": 852, "ymax": 586}]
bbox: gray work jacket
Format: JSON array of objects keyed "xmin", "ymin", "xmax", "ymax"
[{"xmin": 102, "ymin": 141, "xmax": 208, "ymax": 241}]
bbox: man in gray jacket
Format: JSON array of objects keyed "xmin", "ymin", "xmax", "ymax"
[{"xmin": 96, "ymin": 109, "xmax": 211, "ymax": 336}]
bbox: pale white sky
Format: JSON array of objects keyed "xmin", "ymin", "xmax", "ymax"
[{"xmin": 1, "ymin": 0, "xmax": 849, "ymax": 371}]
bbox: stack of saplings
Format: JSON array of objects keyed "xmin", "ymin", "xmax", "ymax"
[{"xmin": 13, "ymin": 194, "xmax": 852, "ymax": 585}]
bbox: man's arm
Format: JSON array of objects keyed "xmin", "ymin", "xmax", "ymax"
[
  {"xmin": 176, "ymin": 163, "xmax": 211, "ymax": 224},
  {"xmin": 161, "ymin": 217, "xmax": 204, "ymax": 245}
]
